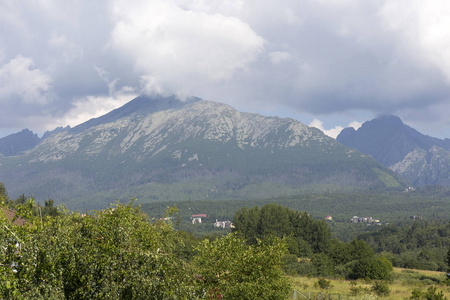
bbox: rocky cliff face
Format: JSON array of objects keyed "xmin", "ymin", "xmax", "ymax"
[{"xmin": 29, "ymin": 96, "xmax": 327, "ymax": 162}]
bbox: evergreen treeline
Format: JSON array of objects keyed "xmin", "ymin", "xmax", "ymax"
[
  {"xmin": 140, "ymin": 188, "xmax": 450, "ymax": 230},
  {"xmin": 358, "ymin": 220, "xmax": 450, "ymax": 271},
  {"xmin": 232, "ymin": 203, "xmax": 393, "ymax": 280}
]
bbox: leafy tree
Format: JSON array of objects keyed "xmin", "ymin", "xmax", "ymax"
[
  {"xmin": 411, "ymin": 286, "xmax": 447, "ymax": 300},
  {"xmin": 233, "ymin": 203, "xmax": 331, "ymax": 256},
  {"xmin": 446, "ymin": 246, "xmax": 450, "ymax": 272},
  {"xmin": 42, "ymin": 199, "xmax": 59, "ymax": 217},
  {"xmin": 371, "ymin": 280, "xmax": 390, "ymax": 297},
  {"xmin": 232, "ymin": 206, "xmax": 261, "ymax": 244},
  {"xmin": 311, "ymin": 253, "xmax": 334, "ymax": 277},
  {"xmin": 0, "ymin": 182, "xmax": 7, "ymax": 199},
  {"xmin": 1, "ymin": 201, "xmax": 196, "ymax": 298},
  {"xmin": 193, "ymin": 233, "xmax": 290, "ymax": 299},
  {"xmin": 347, "ymin": 256, "xmax": 393, "ymax": 280},
  {"xmin": 316, "ymin": 278, "xmax": 332, "ymax": 290},
  {"xmin": 1, "ymin": 200, "xmax": 291, "ymax": 299}
]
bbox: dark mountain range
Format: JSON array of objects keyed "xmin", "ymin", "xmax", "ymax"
[
  {"xmin": 0, "ymin": 129, "xmax": 41, "ymax": 156},
  {"xmin": 0, "ymin": 95, "xmax": 404, "ymax": 210},
  {"xmin": 337, "ymin": 115, "xmax": 450, "ymax": 186}
]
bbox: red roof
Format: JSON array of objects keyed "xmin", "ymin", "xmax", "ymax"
[
  {"xmin": 1, "ymin": 207, "xmax": 28, "ymax": 226},
  {"xmin": 192, "ymin": 214, "xmax": 207, "ymax": 218}
]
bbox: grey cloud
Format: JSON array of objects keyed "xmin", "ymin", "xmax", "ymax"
[{"xmin": 1, "ymin": 0, "xmax": 450, "ymax": 138}]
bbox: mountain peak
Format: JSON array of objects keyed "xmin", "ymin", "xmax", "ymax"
[
  {"xmin": 337, "ymin": 115, "xmax": 450, "ymax": 186},
  {"xmin": 0, "ymin": 129, "xmax": 41, "ymax": 156},
  {"xmin": 337, "ymin": 115, "xmax": 427, "ymax": 166},
  {"xmin": 374, "ymin": 115, "xmax": 403, "ymax": 125},
  {"xmin": 70, "ymin": 95, "xmax": 200, "ymax": 134}
]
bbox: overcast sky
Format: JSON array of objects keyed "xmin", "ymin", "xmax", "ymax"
[{"xmin": 2, "ymin": 0, "xmax": 450, "ymax": 139}]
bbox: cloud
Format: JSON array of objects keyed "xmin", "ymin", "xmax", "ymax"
[
  {"xmin": 310, "ymin": 119, "xmax": 362, "ymax": 139},
  {"xmin": 109, "ymin": 0, "xmax": 265, "ymax": 96},
  {"xmin": 0, "ymin": 55, "xmax": 52, "ymax": 105},
  {"xmin": 379, "ymin": 1, "xmax": 450, "ymax": 79},
  {"xmin": 269, "ymin": 51, "xmax": 293, "ymax": 65},
  {"xmin": 51, "ymin": 66, "xmax": 139, "ymax": 130},
  {"xmin": 53, "ymin": 92, "xmax": 138, "ymax": 130},
  {"xmin": 1, "ymin": 0, "xmax": 450, "ymax": 138}
]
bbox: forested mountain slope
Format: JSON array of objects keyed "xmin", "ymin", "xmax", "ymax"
[{"xmin": 0, "ymin": 95, "xmax": 403, "ymax": 210}]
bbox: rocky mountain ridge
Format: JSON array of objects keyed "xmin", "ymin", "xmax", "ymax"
[
  {"xmin": 0, "ymin": 129, "xmax": 41, "ymax": 156},
  {"xmin": 0, "ymin": 95, "xmax": 403, "ymax": 210},
  {"xmin": 337, "ymin": 115, "xmax": 450, "ymax": 186},
  {"xmin": 30, "ymin": 96, "xmax": 324, "ymax": 163}
]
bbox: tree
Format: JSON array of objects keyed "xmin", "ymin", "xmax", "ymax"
[
  {"xmin": 1, "ymin": 200, "xmax": 292, "ymax": 299},
  {"xmin": 0, "ymin": 201, "xmax": 196, "ymax": 299},
  {"xmin": 0, "ymin": 182, "xmax": 7, "ymax": 199},
  {"xmin": 42, "ymin": 199, "xmax": 59, "ymax": 217},
  {"xmin": 193, "ymin": 233, "xmax": 291, "ymax": 299},
  {"xmin": 446, "ymin": 246, "xmax": 450, "ymax": 272},
  {"xmin": 347, "ymin": 256, "xmax": 393, "ymax": 280},
  {"xmin": 410, "ymin": 286, "xmax": 447, "ymax": 300},
  {"xmin": 233, "ymin": 203, "xmax": 331, "ymax": 256}
]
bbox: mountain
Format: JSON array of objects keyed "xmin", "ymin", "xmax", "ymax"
[
  {"xmin": 41, "ymin": 126, "xmax": 71, "ymax": 140},
  {"xmin": 0, "ymin": 95, "xmax": 404, "ymax": 210},
  {"xmin": 0, "ymin": 129, "xmax": 41, "ymax": 156},
  {"xmin": 337, "ymin": 115, "xmax": 450, "ymax": 186}
]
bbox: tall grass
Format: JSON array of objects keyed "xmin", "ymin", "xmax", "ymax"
[{"xmin": 288, "ymin": 268, "xmax": 450, "ymax": 300}]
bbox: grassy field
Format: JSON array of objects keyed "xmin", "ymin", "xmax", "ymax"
[{"xmin": 288, "ymin": 268, "xmax": 450, "ymax": 299}]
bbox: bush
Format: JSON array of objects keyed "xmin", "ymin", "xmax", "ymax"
[
  {"xmin": 349, "ymin": 281, "xmax": 370, "ymax": 296},
  {"xmin": 282, "ymin": 254, "xmax": 300, "ymax": 275},
  {"xmin": 311, "ymin": 253, "xmax": 334, "ymax": 277},
  {"xmin": 316, "ymin": 278, "xmax": 332, "ymax": 290},
  {"xmin": 410, "ymin": 286, "xmax": 447, "ymax": 300},
  {"xmin": 371, "ymin": 281, "xmax": 390, "ymax": 297},
  {"xmin": 347, "ymin": 256, "xmax": 393, "ymax": 280}
]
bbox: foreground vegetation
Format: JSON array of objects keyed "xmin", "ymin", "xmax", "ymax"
[
  {"xmin": 3, "ymin": 181, "xmax": 450, "ymax": 299},
  {"xmin": 1, "ymin": 198, "xmax": 289, "ymax": 299}
]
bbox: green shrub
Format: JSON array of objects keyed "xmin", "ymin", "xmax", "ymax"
[
  {"xmin": 410, "ymin": 286, "xmax": 447, "ymax": 300},
  {"xmin": 316, "ymin": 278, "xmax": 332, "ymax": 290},
  {"xmin": 347, "ymin": 256, "xmax": 393, "ymax": 280},
  {"xmin": 371, "ymin": 280, "xmax": 390, "ymax": 297}
]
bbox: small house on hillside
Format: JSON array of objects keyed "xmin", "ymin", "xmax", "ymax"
[
  {"xmin": 350, "ymin": 215, "xmax": 380, "ymax": 224},
  {"xmin": 191, "ymin": 214, "xmax": 207, "ymax": 224},
  {"xmin": 214, "ymin": 220, "xmax": 234, "ymax": 229}
]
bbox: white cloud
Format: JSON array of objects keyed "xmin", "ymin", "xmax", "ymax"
[
  {"xmin": 309, "ymin": 119, "xmax": 362, "ymax": 139},
  {"xmin": 348, "ymin": 121, "xmax": 362, "ymax": 130},
  {"xmin": 53, "ymin": 66, "xmax": 139, "ymax": 129},
  {"xmin": 55, "ymin": 91, "xmax": 138, "ymax": 129},
  {"xmin": 0, "ymin": 55, "xmax": 52, "ymax": 105},
  {"xmin": 109, "ymin": 0, "xmax": 265, "ymax": 95},
  {"xmin": 379, "ymin": 0, "xmax": 450, "ymax": 82},
  {"xmin": 269, "ymin": 51, "xmax": 293, "ymax": 65}
]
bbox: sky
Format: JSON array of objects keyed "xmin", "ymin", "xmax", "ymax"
[{"xmin": 2, "ymin": 0, "xmax": 450, "ymax": 139}]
